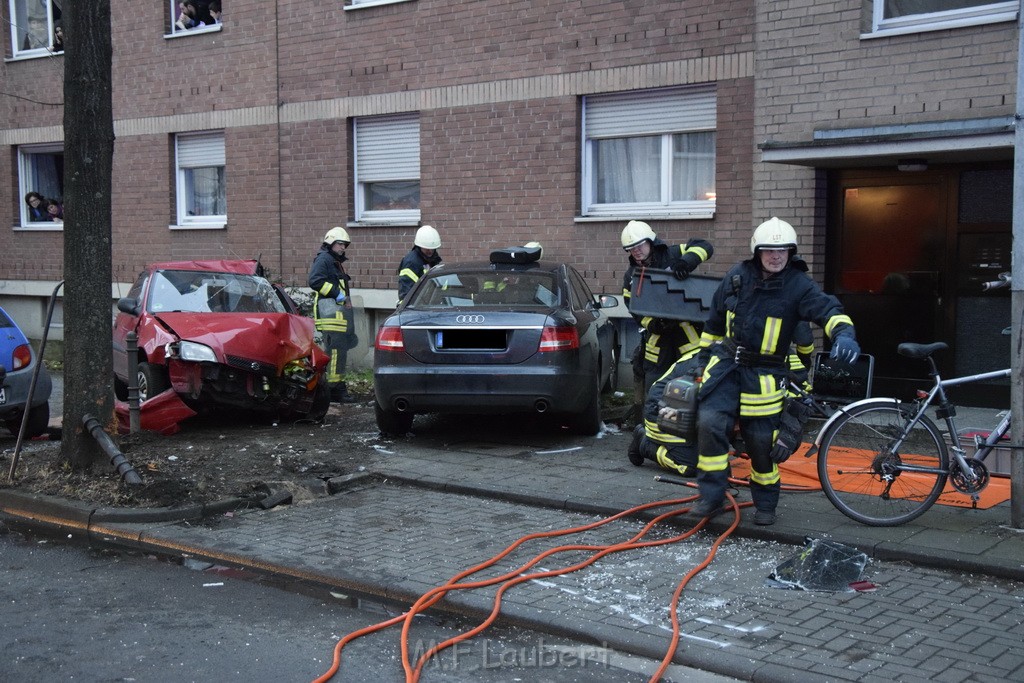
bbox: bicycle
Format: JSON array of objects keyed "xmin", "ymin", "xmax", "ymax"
[{"xmin": 808, "ymin": 272, "xmax": 1013, "ymax": 526}]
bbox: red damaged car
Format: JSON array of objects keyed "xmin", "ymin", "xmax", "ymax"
[{"xmin": 112, "ymin": 260, "xmax": 330, "ymax": 422}]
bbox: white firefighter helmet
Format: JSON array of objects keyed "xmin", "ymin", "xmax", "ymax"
[
  {"xmin": 750, "ymin": 217, "xmax": 797, "ymax": 253},
  {"xmin": 323, "ymin": 226, "xmax": 351, "ymax": 245},
  {"xmin": 620, "ymin": 220, "xmax": 657, "ymax": 251},
  {"xmin": 524, "ymin": 241, "xmax": 544, "ymax": 259},
  {"xmin": 414, "ymin": 225, "xmax": 441, "ymax": 250}
]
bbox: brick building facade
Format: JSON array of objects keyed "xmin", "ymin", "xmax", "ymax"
[{"xmin": 2, "ymin": 0, "xmax": 1018, "ymax": 391}]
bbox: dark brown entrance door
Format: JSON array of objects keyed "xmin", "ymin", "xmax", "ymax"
[{"xmin": 829, "ymin": 165, "xmax": 1011, "ymax": 406}]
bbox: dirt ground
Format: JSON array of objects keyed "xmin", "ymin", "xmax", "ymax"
[
  {"xmin": 1, "ymin": 378, "xmax": 635, "ymax": 510},
  {"xmin": 0, "ymin": 385, "xmax": 387, "ymax": 509}
]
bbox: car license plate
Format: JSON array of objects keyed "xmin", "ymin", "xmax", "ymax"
[{"xmin": 0, "ymin": 387, "xmax": 5, "ymax": 404}]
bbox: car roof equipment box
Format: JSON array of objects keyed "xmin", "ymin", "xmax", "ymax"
[
  {"xmin": 490, "ymin": 245, "xmax": 542, "ymax": 265},
  {"xmin": 628, "ymin": 268, "xmax": 720, "ymax": 322}
]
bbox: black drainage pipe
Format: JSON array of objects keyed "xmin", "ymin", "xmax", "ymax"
[{"xmin": 82, "ymin": 414, "xmax": 143, "ymax": 485}]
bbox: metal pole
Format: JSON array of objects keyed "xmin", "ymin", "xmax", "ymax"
[
  {"xmin": 126, "ymin": 331, "xmax": 140, "ymax": 434},
  {"xmin": 7, "ymin": 280, "xmax": 64, "ymax": 482},
  {"xmin": 1010, "ymin": 0, "xmax": 1024, "ymax": 528}
]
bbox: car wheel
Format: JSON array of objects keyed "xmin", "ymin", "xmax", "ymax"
[
  {"xmin": 375, "ymin": 400, "xmax": 413, "ymax": 436},
  {"xmin": 113, "ymin": 376, "xmax": 128, "ymax": 401},
  {"xmin": 5, "ymin": 402, "xmax": 50, "ymax": 439},
  {"xmin": 307, "ymin": 379, "xmax": 331, "ymax": 421},
  {"xmin": 601, "ymin": 340, "xmax": 619, "ymax": 394},
  {"xmin": 569, "ymin": 370, "xmax": 602, "ymax": 436},
  {"xmin": 138, "ymin": 362, "xmax": 169, "ymax": 402}
]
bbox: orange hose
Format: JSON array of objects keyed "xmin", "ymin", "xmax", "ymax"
[
  {"xmin": 314, "ymin": 495, "xmax": 699, "ymax": 682},
  {"xmin": 407, "ymin": 501, "xmax": 750, "ymax": 681}
]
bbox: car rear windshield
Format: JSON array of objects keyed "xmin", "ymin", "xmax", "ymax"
[
  {"xmin": 410, "ymin": 271, "xmax": 559, "ymax": 309},
  {"xmin": 147, "ymin": 270, "xmax": 288, "ymax": 314}
]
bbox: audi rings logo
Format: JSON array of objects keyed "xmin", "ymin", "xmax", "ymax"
[{"xmin": 455, "ymin": 314, "xmax": 485, "ymax": 324}]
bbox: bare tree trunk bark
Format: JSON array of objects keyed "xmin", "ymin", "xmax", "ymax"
[{"xmin": 60, "ymin": 1, "xmax": 114, "ymax": 470}]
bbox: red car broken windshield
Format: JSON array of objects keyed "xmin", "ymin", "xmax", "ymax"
[{"xmin": 146, "ymin": 270, "xmax": 288, "ymax": 315}]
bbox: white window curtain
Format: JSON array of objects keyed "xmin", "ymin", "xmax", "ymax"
[
  {"xmin": 583, "ymin": 85, "xmax": 716, "ymax": 218},
  {"xmin": 176, "ymin": 132, "xmax": 226, "ymax": 226}
]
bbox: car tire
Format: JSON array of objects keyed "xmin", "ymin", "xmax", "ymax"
[
  {"xmin": 307, "ymin": 379, "xmax": 331, "ymax": 421},
  {"xmin": 568, "ymin": 371, "xmax": 602, "ymax": 436},
  {"xmin": 113, "ymin": 376, "xmax": 128, "ymax": 401},
  {"xmin": 138, "ymin": 362, "xmax": 169, "ymax": 403},
  {"xmin": 5, "ymin": 402, "xmax": 49, "ymax": 439},
  {"xmin": 601, "ymin": 339, "xmax": 619, "ymax": 394},
  {"xmin": 375, "ymin": 400, "xmax": 413, "ymax": 436}
]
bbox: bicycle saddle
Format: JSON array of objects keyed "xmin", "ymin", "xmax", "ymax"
[{"xmin": 897, "ymin": 341, "xmax": 948, "ymax": 359}]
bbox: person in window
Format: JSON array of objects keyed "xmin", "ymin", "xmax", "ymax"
[
  {"xmin": 24, "ymin": 192, "xmax": 49, "ymax": 221},
  {"xmin": 44, "ymin": 199, "xmax": 64, "ymax": 223},
  {"xmin": 207, "ymin": 1, "xmax": 222, "ymax": 24},
  {"xmin": 175, "ymin": 1, "xmax": 200, "ymax": 30},
  {"xmin": 620, "ymin": 219, "xmax": 713, "ymax": 423},
  {"xmin": 52, "ymin": 21, "xmax": 64, "ymax": 52},
  {"xmin": 397, "ymin": 225, "xmax": 442, "ymax": 305},
  {"xmin": 309, "ymin": 227, "xmax": 356, "ymax": 403}
]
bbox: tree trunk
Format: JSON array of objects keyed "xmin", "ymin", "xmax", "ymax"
[{"xmin": 60, "ymin": 1, "xmax": 114, "ymax": 470}]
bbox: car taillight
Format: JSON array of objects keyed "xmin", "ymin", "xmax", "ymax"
[
  {"xmin": 375, "ymin": 325, "xmax": 405, "ymax": 351},
  {"xmin": 539, "ymin": 325, "xmax": 579, "ymax": 352},
  {"xmin": 12, "ymin": 343, "xmax": 32, "ymax": 370}
]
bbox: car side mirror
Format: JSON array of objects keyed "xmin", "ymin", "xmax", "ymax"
[
  {"xmin": 117, "ymin": 297, "xmax": 140, "ymax": 315},
  {"xmin": 597, "ymin": 295, "xmax": 619, "ymax": 310}
]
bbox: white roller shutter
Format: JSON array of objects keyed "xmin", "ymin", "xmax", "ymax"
[
  {"xmin": 356, "ymin": 113, "xmax": 420, "ymax": 181},
  {"xmin": 176, "ymin": 132, "xmax": 225, "ymax": 168},
  {"xmin": 585, "ymin": 85, "xmax": 716, "ymax": 139}
]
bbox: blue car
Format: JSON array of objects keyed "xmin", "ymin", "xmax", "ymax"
[{"xmin": 0, "ymin": 306, "xmax": 52, "ymax": 438}]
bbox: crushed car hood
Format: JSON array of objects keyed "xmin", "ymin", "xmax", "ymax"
[{"xmin": 154, "ymin": 312, "xmax": 319, "ymax": 369}]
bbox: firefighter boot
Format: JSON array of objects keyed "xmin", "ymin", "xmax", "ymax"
[{"xmin": 627, "ymin": 424, "xmax": 645, "ymax": 466}]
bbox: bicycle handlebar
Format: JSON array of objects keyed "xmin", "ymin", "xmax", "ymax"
[{"xmin": 981, "ymin": 272, "xmax": 1011, "ymax": 291}]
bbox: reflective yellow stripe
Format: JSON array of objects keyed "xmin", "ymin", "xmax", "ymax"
[
  {"xmin": 701, "ymin": 355, "xmax": 721, "ymax": 382},
  {"xmin": 825, "ymin": 314, "xmax": 854, "ymax": 338},
  {"xmin": 750, "ymin": 465, "xmax": 780, "ymax": 485},
  {"xmin": 683, "ymin": 245, "xmax": 710, "ymax": 262},
  {"xmin": 787, "ymin": 354, "xmax": 804, "ymax": 371},
  {"xmin": 676, "ymin": 323, "xmax": 701, "ymax": 357},
  {"xmin": 796, "ymin": 342, "xmax": 815, "ymax": 355},
  {"xmin": 399, "ymin": 268, "xmax": 420, "ymax": 283},
  {"xmin": 760, "ymin": 317, "xmax": 782, "ymax": 355},
  {"xmin": 725, "ymin": 310, "xmax": 734, "ymax": 338},
  {"xmin": 645, "ymin": 417, "xmax": 690, "ymax": 444},
  {"xmin": 699, "ymin": 331, "xmax": 721, "ymax": 348},
  {"xmin": 698, "ymin": 452, "xmax": 730, "ymax": 472},
  {"xmin": 317, "ymin": 283, "xmax": 334, "ymax": 296},
  {"xmin": 326, "ymin": 349, "xmax": 343, "ymax": 383},
  {"xmin": 656, "ymin": 446, "xmax": 693, "ymax": 475}
]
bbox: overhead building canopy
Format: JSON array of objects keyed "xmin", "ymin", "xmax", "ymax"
[{"xmin": 759, "ymin": 117, "xmax": 1014, "ymax": 168}]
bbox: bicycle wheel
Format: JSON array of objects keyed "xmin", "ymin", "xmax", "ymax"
[{"xmin": 817, "ymin": 402, "xmax": 948, "ymax": 526}]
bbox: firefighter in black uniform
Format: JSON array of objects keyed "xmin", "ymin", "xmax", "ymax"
[
  {"xmin": 620, "ymin": 220, "xmax": 713, "ymax": 417},
  {"xmin": 692, "ymin": 217, "xmax": 859, "ymax": 526},
  {"xmin": 628, "ymin": 321, "xmax": 815, "ymax": 477},
  {"xmin": 397, "ymin": 225, "xmax": 442, "ymax": 305},
  {"xmin": 308, "ymin": 227, "xmax": 355, "ymax": 403}
]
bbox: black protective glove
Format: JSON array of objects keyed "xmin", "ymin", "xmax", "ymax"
[
  {"xmin": 672, "ymin": 260, "xmax": 692, "ymax": 280},
  {"xmin": 830, "ymin": 336, "xmax": 860, "ymax": 365},
  {"xmin": 769, "ymin": 399, "xmax": 812, "ymax": 463}
]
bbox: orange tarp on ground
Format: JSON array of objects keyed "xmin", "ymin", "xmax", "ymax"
[{"xmin": 729, "ymin": 443, "xmax": 1011, "ymax": 510}]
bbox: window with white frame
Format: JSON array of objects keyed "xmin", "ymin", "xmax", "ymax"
[
  {"xmin": 872, "ymin": 0, "xmax": 1017, "ymax": 35},
  {"xmin": 582, "ymin": 85, "xmax": 716, "ymax": 219},
  {"xmin": 354, "ymin": 113, "xmax": 421, "ymax": 223},
  {"xmin": 169, "ymin": 0, "xmax": 223, "ymax": 34},
  {"xmin": 9, "ymin": 0, "xmax": 63, "ymax": 57},
  {"xmin": 17, "ymin": 143, "xmax": 64, "ymax": 228},
  {"xmin": 175, "ymin": 132, "xmax": 226, "ymax": 228}
]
